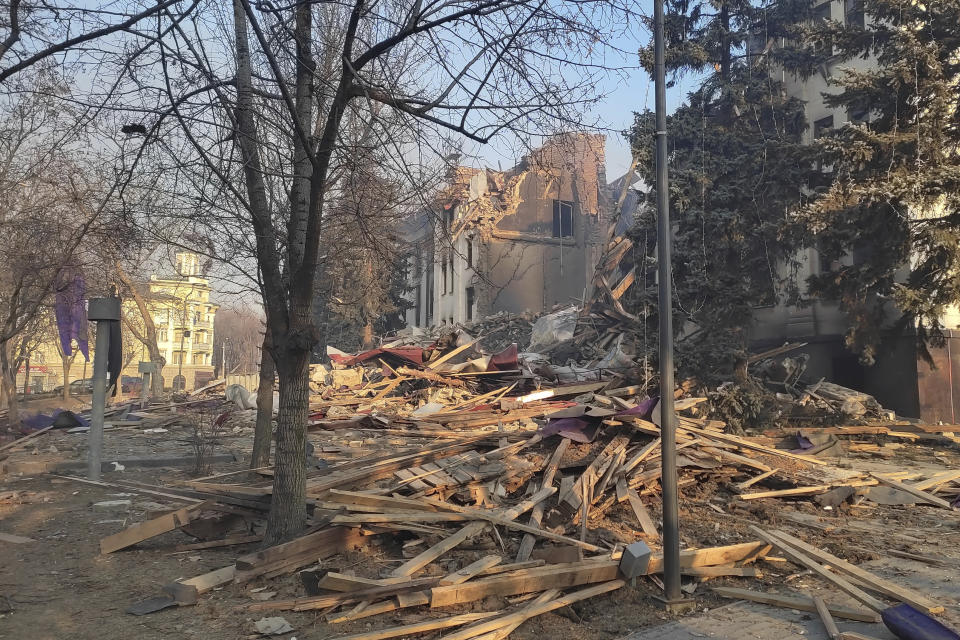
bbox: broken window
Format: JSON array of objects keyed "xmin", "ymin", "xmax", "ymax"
[
  {"xmin": 813, "ymin": 114, "xmax": 834, "ymax": 139},
  {"xmin": 466, "ymin": 287, "xmax": 475, "ymax": 321},
  {"xmin": 466, "ymin": 236, "xmax": 473, "ymax": 268},
  {"xmin": 448, "ymin": 255, "xmax": 454, "ymax": 293},
  {"xmin": 441, "ymin": 259, "xmax": 448, "ymax": 296},
  {"xmin": 553, "ymin": 200, "xmax": 573, "ymax": 238}
]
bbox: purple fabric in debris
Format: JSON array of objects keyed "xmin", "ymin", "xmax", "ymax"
[
  {"xmin": 790, "ymin": 434, "xmax": 815, "ymax": 453},
  {"xmin": 540, "ymin": 417, "xmax": 599, "ymax": 443},
  {"xmin": 54, "ymin": 268, "xmax": 89, "ymax": 360},
  {"xmin": 614, "ymin": 396, "xmax": 659, "ymax": 419},
  {"xmin": 20, "ymin": 409, "xmax": 90, "ymax": 432}
]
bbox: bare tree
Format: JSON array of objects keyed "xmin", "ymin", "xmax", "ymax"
[{"xmin": 6, "ymin": 0, "xmax": 635, "ymax": 543}]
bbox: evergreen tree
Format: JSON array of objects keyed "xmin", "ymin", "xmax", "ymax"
[
  {"xmin": 793, "ymin": 1, "xmax": 960, "ymax": 365},
  {"xmin": 629, "ymin": 0, "xmax": 817, "ymax": 382}
]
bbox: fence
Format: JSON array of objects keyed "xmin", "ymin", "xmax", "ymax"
[{"xmin": 225, "ymin": 373, "xmax": 259, "ymax": 391}]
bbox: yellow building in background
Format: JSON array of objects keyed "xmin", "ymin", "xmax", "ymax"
[
  {"xmin": 122, "ymin": 252, "xmax": 219, "ymax": 390},
  {"xmin": 17, "ymin": 252, "xmax": 219, "ymax": 395}
]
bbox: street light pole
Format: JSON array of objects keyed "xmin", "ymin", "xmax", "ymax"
[{"xmin": 653, "ymin": 0, "xmax": 690, "ymax": 612}]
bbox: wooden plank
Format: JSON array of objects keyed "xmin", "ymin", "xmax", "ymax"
[
  {"xmin": 163, "ymin": 565, "xmax": 236, "ymax": 604},
  {"xmin": 871, "ymin": 473, "xmax": 953, "ymax": 508},
  {"xmin": 677, "ymin": 423, "xmax": 827, "ymax": 465},
  {"xmin": 748, "ymin": 526, "xmax": 887, "ymax": 613},
  {"xmin": 234, "ymin": 525, "xmax": 368, "ymax": 581},
  {"xmin": 100, "ymin": 501, "xmax": 209, "ymax": 554},
  {"xmin": 626, "ymin": 489, "xmax": 659, "ymax": 538},
  {"xmin": 734, "ymin": 469, "xmax": 779, "ymax": 491},
  {"xmin": 767, "ymin": 529, "xmax": 944, "ymax": 614},
  {"xmin": 610, "ymin": 267, "xmax": 636, "ymax": 300},
  {"xmin": 910, "ymin": 470, "xmax": 960, "ymax": 492},
  {"xmin": 711, "ymin": 587, "xmax": 880, "ymax": 623},
  {"xmin": 471, "ymin": 589, "xmax": 561, "ymax": 640},
  {"xmin": 333, "ymin": 611, "xmax": 502, "ymax": 640},
  {"xmin": 315, "ymin": 572, "xmax": 408, "ymax": 592},
  {"xmin": 391, "ymin": 521, "xmax": 488, "ymax": 578},
  {"xmin": 428, "ymin": 340, "xmax": 478, "ymax": 370},
  {"xmin": 738, "ymin": 479, "xmax": 878, "ymax": 500},
  {"xmin": 440, "ymin": 556, "xmax": 503, "ymax": 586},
  {"xmin": 0, "ymin": 532, "xmax": 35, "ymax": 543},
  {"xmin": 442, "ymin": 580, "xmax": 624, "ymax": 640},
  {"xmin": 622, "ymin": 438, "xmax": 661, "ymax": 475},
  {"xmin": 392, "ymin": 468, "xmax": 431, "ymax": 492},
  {"xmin": 516, "ymin": 439, "xmax": 569, "ymax": 562},
  {"xmin": 173, "ymin": 534, "xmax": 261, "ymax": 551},
  {"xmin": 327, "ymin": 489, "xmax": 444, "ymax": 512},
  {"xmin": 646, "ymin": 541, "xmax": 771, "ymax": 571},
  {"xmin": 430, "ymin": 561, "xmax": 621, "ymax": 608},
  {"xmin": 248, "ymin": 577, "xmax": 439, "ymax": 612},
  {"xmin": 813, "ymin": 595, "xmax": 841, "ymax": 640},
  {"xmin": 682, "ymin": 566, "xmax": 761, "ymax": 577},
  {"xmin": 0, "ymin": 425, "xmax": 55, "ymax": 452}
]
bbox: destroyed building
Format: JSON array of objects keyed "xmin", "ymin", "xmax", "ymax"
[
  {"xmin": 746, "ymin": 0, "xmax": 960, "ymax": 423},
  {"xmin": 403, "ymin": 134, "xmax": 609, "ymax": 328}
]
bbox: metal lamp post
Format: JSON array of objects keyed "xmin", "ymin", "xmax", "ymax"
[{"xmin": 653, "ymin": 0, "xmax": 692, "ymax": 613}]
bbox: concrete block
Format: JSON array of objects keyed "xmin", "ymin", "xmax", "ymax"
[{"xmin": 619, "ymin": 540, "xmax": 651, "ymax": 579}]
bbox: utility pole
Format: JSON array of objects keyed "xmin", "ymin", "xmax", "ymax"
[
  {"xmin": 87, "ymin": 297, "xmax": 120, "ymax": 480},
  {"xmin": 653, "ymin": 0, "xmax": 691, "ymax": 613}
]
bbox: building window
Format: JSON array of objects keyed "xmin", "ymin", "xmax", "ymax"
[
  {"xmin": 844, "ymin": 0, "xmax": 865, "ymax": 28},
  {"xmin": 466, "ymin": 236, "xmax": 474, "ymax": 268},
  {"xmin": 553, "ymin": 200, "xmax": 574, "ymax": 238},
  {"xmin": 814, "ymin": 115, "xmax": 834, "ymax": 139},
  {"xmin": 441, "ymin": 259, "xmax": 448, "ymax": 296},
  {"xmin": 448, "ymin": 255, "xmax": 454, "ymax": 293},
  {"xmin": 415, "ymin": 283, "xmax": 422, "ymax": 326},
  {"xmin": 466, "ymin": 287, "xmax": 475, "ymax": 321},
  {"xmin": 812, "ymin": 2, "xmax": 833, "ymax": 57}
]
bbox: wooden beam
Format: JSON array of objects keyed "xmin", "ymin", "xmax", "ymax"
[
  {"xmin": 428, "ymin": 340, "xmax": 478, "ymax": 370},
  {"xmin": 734, "ymin": 469, "xmax": 779, "ymax": 491},
  {"xmin": 911, "ymin": 470, "xmax": 960, "ymax": 492},
  {"xmin": 234, "ymin": 525, "xmax": 369, "ymax": 582},
  {"xmin": 163, "ymin": 565, "xmax": 236, "ymax": 604},
  {"xmin": 248, "ymin": 577, "xmax": 439, "ymax": 612},
  {"xmin": 332, "ymin": 611, "xmax": 503, "ymax": 640},
  {"xmin": 0, "ymin": 425, "xmax": 55, "ymax": 452},
  {"xmin": 391, "ymin": 522, "xmax": 488, "ymax": 578},
  {"xmin": 711, "ymin": 587, "xmax": 879, "ymax": 623},
  {"xmin": 516, "ymin": 439, "xmax": 569, "ymax": 562},
  {"xmin": 871, "ymin": 473, "xmax": 953, "ymax": 509},
  {"xmin": 440, "ymin": 556, "xmax": 503, "ymax": 586},
  {"xmin": 430, "ymin": 560, "xmax": 620, "ymax": 608},
  {"xmin": 471, "ymin": 589, "xmax": 561, "ymax": 640},
  {"xmin": 626, "ymin": 489, "xmax": 659, "ymax": 539},
  {"xmin": 100, "ymin": 501, "xmax": 209, "ymax": 554},
  {"xmin": 813, "ymin": 595, "xmax": 841, "ymax": 640},
  {"xmin": 767, "ymin": 529, "xmax": 944, "ymax": 614},
  {"xmin": 748, "ymin": 526, "xmax": 887, "ymax": 613},
  {"xmin": 442, "ymin": 580, "xmax": 624, "ymax": 640},
  {"xmin": 314, "ymin": 572, "xmax": 408, "ymax": 592}
]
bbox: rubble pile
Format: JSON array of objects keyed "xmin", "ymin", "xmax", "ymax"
[{"xmin": 46, "ymin": 324, "xmax": 960, "ymax": 640}]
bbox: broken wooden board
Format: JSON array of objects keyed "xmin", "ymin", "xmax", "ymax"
[
  {"xmin": 234, "ymin": 525, "xmax": 370, "ymax": 582},
  {"xmin": 163, "ymin": 565, "xmax": 236, "ymax": 605},
  {"xmin": 766, "ymin": 529, "xmax": 944, "ymax": 615},
  {"xmin": 430, "ymin": 560, "xmax": 620, "ymax": 608},
  {"xmin": 626, "ymin": 488, "xmax": 659, "ymax": 539},
  {"xmin": 0, "ymin": 532, "xmax": 35, "ymax": 544},
  {"xmin": 870, "ymin": 473, "xmax": 953, "ymax": 509},
  {"xmin": 100, "ymin": 501, "xmax": 209, "ymax": 554},
  {"xmin": 712, "ymin": 587, "xmax": 879, "ymax": 622},
  {"xmin": 749, "ymin": 526, "xmax": 887, "ymax": 613},
  {"xmin": 332, "ymin": 611, "xmax": 502, "ymax": 640}
]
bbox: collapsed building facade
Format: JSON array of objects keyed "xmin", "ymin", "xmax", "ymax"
[{"xmin": 402, "ymin": 134, "xmax": 610, "ymax": 328}]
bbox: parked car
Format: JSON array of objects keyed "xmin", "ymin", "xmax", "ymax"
[{"xmin": 52, "ymin": 379, "xmax": 94, "ymax": 395}]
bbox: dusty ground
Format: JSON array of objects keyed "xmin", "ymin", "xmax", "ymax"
[{"xmin": 1, "ymin": 421, "xmax": 959, "ymax": 640}]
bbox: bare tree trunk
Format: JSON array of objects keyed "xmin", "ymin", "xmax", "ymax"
[
  {"xmin": 116, "ymin": 264, "xmax": 166, "ymax": 394},
  {"xmin": 0, "ymin": 344, "xmax": 19, "ymax": 425},
  {"xmin": 252, "ymin": 331, "xmax": 274, "ymax": 468},
  {"xmin": 262, "ymin": 347, "xmax": 309, "ymax": 545}
]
